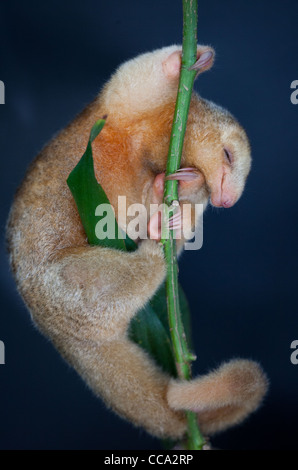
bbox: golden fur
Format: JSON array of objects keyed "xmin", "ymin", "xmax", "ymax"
[{"xmin": 6, "ymin": 45, "xmax": 267, "ymax": 440}]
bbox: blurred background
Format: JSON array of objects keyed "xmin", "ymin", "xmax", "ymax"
[{"xmin": 0, "ymin": 0, "xmax": 297, "ymax": 450}]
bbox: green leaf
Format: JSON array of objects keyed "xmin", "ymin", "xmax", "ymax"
[
  {"xmin": 67, "ymin": 119, "xmax": 137, "ymax": 251},
  {"xmin": 129, "ymin": 283, "xmax": 193, "ymax": 377},
  {"xmin": 128, "ymin": 294, "xmax": 177, "ymax": 377},
  {"xmin": 66, "ymin": 120, "xmax": 193, "ymax": 379}
]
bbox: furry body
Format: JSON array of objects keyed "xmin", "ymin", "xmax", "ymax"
[{"xmin": 6, "ymin": 46, "xmax": 267, "ymax": 440}]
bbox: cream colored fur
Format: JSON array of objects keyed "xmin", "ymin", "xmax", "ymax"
[{"xmin": 6, "ymin": 45, "xmax": 267, "ymax": 441}]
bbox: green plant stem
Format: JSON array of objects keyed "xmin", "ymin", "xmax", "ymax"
[{"xmin": 162, "ymin": 0, "xmax": 205, "ymax": 450}]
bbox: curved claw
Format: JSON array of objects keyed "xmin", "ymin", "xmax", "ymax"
[
  {"xmin": 189, "ymin": 50, "xmax": 214, "ymax": 73},
  {"xmin": 148, "ymin": 205, "xmax": 183, "ymax": 241},
  {"xmin": 165, "ymin": 167, "xmax": 201, "ymax": 182},
  {"xmin": 168, "ymin": 210, "xmax": 182, "ymax": 234}
]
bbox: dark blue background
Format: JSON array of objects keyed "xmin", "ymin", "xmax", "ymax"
[{"xmin": 0, "ymin": 0, "xmax": 297, "ymax": 450}]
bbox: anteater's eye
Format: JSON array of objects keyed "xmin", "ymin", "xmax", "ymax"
[{"xmin": 224, "ymin": 148, "xmax": 233, "ymax": 165}]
